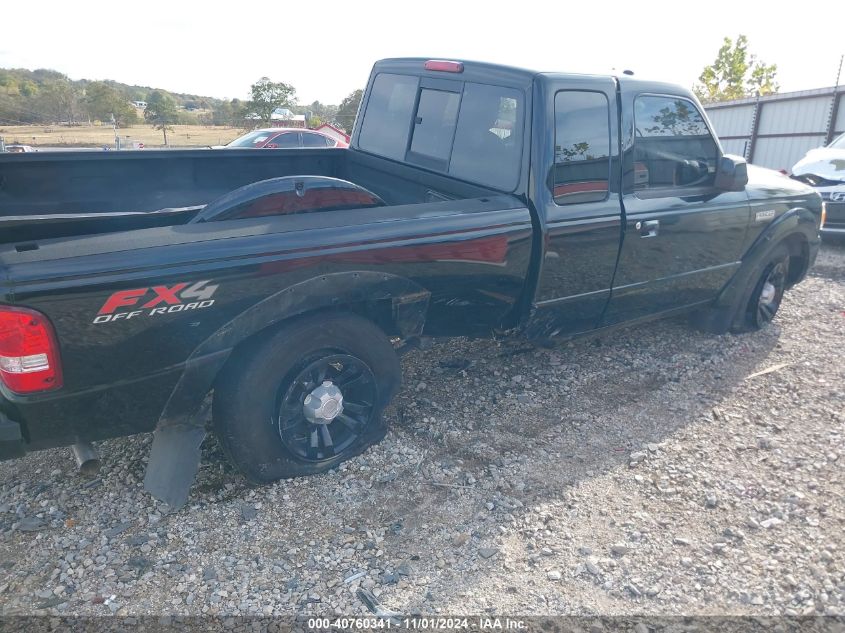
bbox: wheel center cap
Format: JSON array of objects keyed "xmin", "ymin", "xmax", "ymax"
[
  {"xmin": 303, "ymin": 380, "xmax": 344, "ymax": 424},
  {"xmin": 321, "ymin": 399, "xmax": 341, "ymax": 418},
  {"xmin": 760, "ymin": 281, "xmax": 776, "ymax": 305}
]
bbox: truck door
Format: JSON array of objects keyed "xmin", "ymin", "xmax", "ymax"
[
  {"xmin": 529, "ymin": 76, "xmax": 623, "ymax": 336},
  {"xmin": 602, "ymin": 88, "xmax": 749, "ymax": 324}
]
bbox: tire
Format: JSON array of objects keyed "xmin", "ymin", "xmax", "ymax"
[
  {"xmin": 213, "ymin": 312, "xmax": 401, "ymax": 483},
  {"xmin": 731, "ymin": 243, "xmax": 790, "ymax": 333}
]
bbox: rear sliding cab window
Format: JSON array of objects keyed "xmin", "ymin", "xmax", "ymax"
[
  {"xmin": 409, "ymin": 89, "xmax": 461, "ymax": 163},
  {"xmin": 358, "ymin": 73, "xmax": 419, "ymax": 160},
  {"xmin": 631, "ymin": 95, "xmax": 719, "ymax": 192},
  {"xmin": 450, "ymin": 83, "xmax": 522, "ymax": 191},
  {"xmin": 358, "ymin": 73, "xmax": 523, "ymax": 191},
  {"xmin": 553, "ymin": 91, "xmax": 611, "ymax": 205}
]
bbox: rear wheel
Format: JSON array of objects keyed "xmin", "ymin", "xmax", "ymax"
[
  {"xmin": 732, "ymin": 244, "xmax": 790, "ymax": 332},
  {"xmin": 213, "ymin": 312, "xmax": 401, "ymax": 483}
]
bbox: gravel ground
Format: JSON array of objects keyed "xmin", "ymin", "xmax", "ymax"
[{"xmin": 1, "ymin": 243, "xmax": 843, "ymax": 617}]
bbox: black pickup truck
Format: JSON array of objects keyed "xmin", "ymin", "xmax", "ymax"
[{"xmin": 0, "ymin": 58, "xmax": 823, "ymax": 506}]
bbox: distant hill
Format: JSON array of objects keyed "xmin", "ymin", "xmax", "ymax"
[
  {"xmin": 0, "ymin": 67, "xmax": 351, "ymax": 133},
  {"xmin": 0, "ymin": 67, "xmax": 241, "ymax": 126}
]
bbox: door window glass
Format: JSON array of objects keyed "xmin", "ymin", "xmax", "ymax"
[
  {"xmin": 267, "ymin": 132, "xmax": 300, "ymax": 148},
  {"xmin": 632, "ymin": 95, "xmax": 719, "ymax": 190},
  {"xmin": 553, "ymin": 91, "xmax": 611, "ymax": 205},
  {"xmin": 302, "ymin": 132, "xmax": 331, "ymax": 147}
]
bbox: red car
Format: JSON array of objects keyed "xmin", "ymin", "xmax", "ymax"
[{"xmin": 224, "ymin": 128, "xmax": 348, "ymax": 149}]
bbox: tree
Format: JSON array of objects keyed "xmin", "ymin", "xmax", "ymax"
[
  {"xmin": 212, "ymin": 100, "xmax": 234, "ymax": 126},
  {"xmin": 747, "ymin": 62, "xmax": 779, "ymax": 98},
  {"xmin": 41, "ymin": 79, "xmax": 82, "ymax": 124},
  {"xmin": 335, "ymin": 89, "xmax": 363, "ymax": 133},
  {"xmin": 230, "ymin": 99, "xmax": 246, "ymax": 125},
  {"xmin": 84, "ymin": 81, "xmax": 137, "ymax": 125},
  {"xmin": 694, "ymin": 35, "xmax": 778, "ymax": 103},
  {"xmin": 17, "ymin": 79, "xmax": 37, "ymax": 98},
  {"xmin": 144, "ymin": 90, "xmax": 178, "ymax": 145},
  {"xmin": 247, "ymin": 77, "xmax": 296, "ymax": 126},
  {"xmin": 307, "ymin": 100, "xmax": 338, "ymax": 121}
]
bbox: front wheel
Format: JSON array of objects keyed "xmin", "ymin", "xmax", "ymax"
[
  {"xmin": 732, "ymin": 244, "xmax": 790, "ymax": 332},
  {"xmin": 213, "ymin": 312, "xmax": 401, "ymax": 483}
]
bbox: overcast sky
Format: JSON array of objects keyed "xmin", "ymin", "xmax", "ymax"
[{"xmin": 1, "ymin": 0, "xmax": 842, "ymax": 105}]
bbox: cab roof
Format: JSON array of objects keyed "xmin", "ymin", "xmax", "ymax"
[{"xmin": 372, "ymin": 58, "xmax": 697, "ymax": 102}]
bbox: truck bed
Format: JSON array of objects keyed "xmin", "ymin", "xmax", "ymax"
[{"xmin": 0, "ymin": 148, "xmax": 496, "ymax": 243}]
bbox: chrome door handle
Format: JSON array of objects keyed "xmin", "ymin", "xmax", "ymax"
[{"xmin": 636, "ymin": 219, "xmax": 660, "ymax": 238}]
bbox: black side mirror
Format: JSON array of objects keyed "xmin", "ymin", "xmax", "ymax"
[{"xmin": 714, "ymin": 154, "xmax": 748, "ymax": 191}]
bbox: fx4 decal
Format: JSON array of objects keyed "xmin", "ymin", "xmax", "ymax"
[{"xmin": 94, "ymin": 280, "xmax": 219, "ymax": 324}]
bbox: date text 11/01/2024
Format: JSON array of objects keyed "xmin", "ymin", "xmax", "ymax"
[{"xmin": 307, "ymin": 617, "xmax": 527, "ymax": 630}]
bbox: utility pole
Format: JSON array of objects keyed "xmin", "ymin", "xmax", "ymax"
[
  {"xmin": 111, "ymin": 113, "xmax": 120, "ymax": 150},
  {"xmin": 825, "ymin": 54, "xmax": 843, "ymax": 146}
]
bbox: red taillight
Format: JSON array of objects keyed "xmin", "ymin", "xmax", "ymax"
[
  {"xmin": 424, "ymin": 60, "xmax": 464, "ymax": 73},
  {"xmin": 0, "ymin": 307, "xmax": 63, "ymax": 394}
]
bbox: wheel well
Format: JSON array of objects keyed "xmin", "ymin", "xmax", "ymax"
[
  {"xmin": 212, "ymin": 302, "xmax": 398, "ymax": 391},
  {"xmin": 782, "ymin": 233, "xmax": 810, "ymax": 287}
]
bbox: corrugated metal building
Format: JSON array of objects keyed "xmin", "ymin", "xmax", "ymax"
[{"xmin": 704, "ymin": 86, "xmax": 844, "ymax": 171}]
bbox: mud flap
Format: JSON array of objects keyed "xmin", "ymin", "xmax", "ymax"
[
  {"xmin": 143, "ymin": 353, "xmax": 225, "ymax": 509},
  {"xmin": 143, "ymin": 424, "xmax": 206, "ymax": 509}
]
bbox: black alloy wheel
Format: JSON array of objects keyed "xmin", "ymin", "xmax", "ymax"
[
  {"xmin": 749, "ymin": 258, "xmax": 787, "ymax": 329},
  {"xmin": 277, "ymin": 353, "xmax": 377, "ymax": 462},
  {"xmin": 213, "ymin": 312, "xmax": 401, "ymax": 483}
]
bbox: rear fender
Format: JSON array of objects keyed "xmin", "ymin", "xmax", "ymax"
[{"xmin": 144, "ymin": 271, "xmax": 429, "ymax": 507}]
